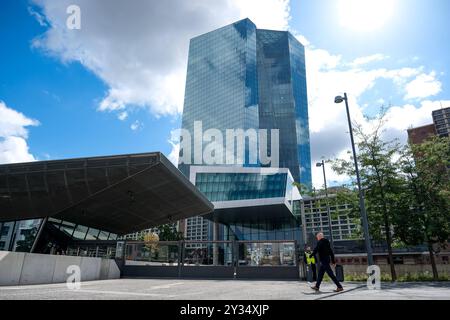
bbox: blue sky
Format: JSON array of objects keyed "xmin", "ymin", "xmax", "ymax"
[
  {"xmin": 0, "ymin": 0, "xmax": 177, "ymax": 161},
  {"xmin": 0, "ymin": 0, "xmax": 449, "ymax": 187}
]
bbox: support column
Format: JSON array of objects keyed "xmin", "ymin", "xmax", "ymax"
[
  {"xmin": 213, "ymin": 215, "xmax": 219, "ymax": 266},
  {"xmin": 178, "ymin": 240, "xmax": 184, "ymax": 278},
  {"xmin": 7, "ymin": 221, "xmax": 17, "ymax": 252},
  {"xmin": 30, "ymin": 217, "xmax": 48, "ymax": 253}
]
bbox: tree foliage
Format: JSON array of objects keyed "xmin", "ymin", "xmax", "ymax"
[
  {"xmin": 330, "ymin": 106, "xmax": 450, "ymax": 280},
  {"xmin": 157, "ymin": 223, "xmax": 184, "ymax": 241},
  {"xmin": 395, "ymin": 136, "xmax": 450, "ymax": 278},
  {"xmin": 331, "ymin": 111, "xmax": 403, "ymax": 280}
]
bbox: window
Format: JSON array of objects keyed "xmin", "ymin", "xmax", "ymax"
[
  {"xmin": 13, "ymin": 219, "xmax": 42, "ymax": 252},
  {"xmin": 60, "ymin": 221, "xmax": 76, "ymax": 237},
  {"xmin": 85, "ymin": 228, "xmax": 100, "ymax": 240},
  {"xmin": 108, "ymin": 233, "xmax": 118, "ymax": 240},
  {"xmin": 72, "ymin": 225, "xmax": 88, "ymax": 240},
  {"xmin": 1, "ymin": 225, "xmax": 10, "ymax": 236},
  {"xmin": 98, "ymin": 231, "xmax": 109, "ymax": 240}
]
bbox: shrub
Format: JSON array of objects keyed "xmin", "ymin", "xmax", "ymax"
[{"xmin": 342, "ymin": 272, "xmax": 450, "ymax": 282}]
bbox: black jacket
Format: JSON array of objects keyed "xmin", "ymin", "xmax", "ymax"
[{"xmin": 311, "ymin": 238, "xmax": 335, "ymax": 264}]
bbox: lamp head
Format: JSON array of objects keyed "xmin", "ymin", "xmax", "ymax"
[
  {"xmin": 334, "ymin": 95, "xmax": 345, "ymax": 104},
  {"xmin": 316, "ymin": 162, "xmax": 323, "ymax": 167}
]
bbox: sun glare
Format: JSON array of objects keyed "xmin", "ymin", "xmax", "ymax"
[{"xmin": 338, "ymin": 0, "xmax": 396, "ymax": 32}]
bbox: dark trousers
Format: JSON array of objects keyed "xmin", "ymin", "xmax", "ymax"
[
  {"xmin": 307, "ymin": 263, "xmax": 317, "ymax": 281},
  {"xmin": 316, "ymin": 260, "xmax": 342, "ymax": 289}
]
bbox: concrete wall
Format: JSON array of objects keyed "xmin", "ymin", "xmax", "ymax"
[{"xmin": 0, "ymin": 251, "xmax": 120, "ymax": 286}]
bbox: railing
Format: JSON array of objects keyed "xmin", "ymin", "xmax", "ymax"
[
  {"xmin": 124, "ymin": 241, "xmax": 181, "ymax": 266},
  {"xmin": 63, "ymin": 241, "xmax": 118, "ymax": 259},
  {"xmin": 123, "ymin": 240, "xmax": 299, "ymax": 267}
]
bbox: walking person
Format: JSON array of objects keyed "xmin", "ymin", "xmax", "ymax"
[
  {"xmin": 303, "ymin": 245, "xmax": 317, "ymax": 282},
  {"xmin": 310, "ymin": 232, "xmax": 343, "ymax": 292}
]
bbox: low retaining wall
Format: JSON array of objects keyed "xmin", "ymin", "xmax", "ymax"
[
  {"xmin": 341, "ymin": 263, "xmax": 450, "ymax": 276},
  {"xmin": 0, "ymin": 251, "xmax": 120, "ymax": 286}
]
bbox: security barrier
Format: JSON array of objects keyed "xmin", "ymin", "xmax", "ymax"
[{"xmin": 121, "ymin": 240, "xmax": 300, "ymax": 280}]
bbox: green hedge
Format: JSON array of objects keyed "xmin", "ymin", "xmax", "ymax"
[{"xmin": 342, "ymin": 272, "xmax": 450, "ymax": 282}]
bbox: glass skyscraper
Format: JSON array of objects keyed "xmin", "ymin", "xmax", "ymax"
[
  {"xmin": 179, "ymin": 18, "xmax": 311, "ymax": 187},
  {"xmin": 178, "ymin": 18, "xmax": 310, "ymax": 246}
]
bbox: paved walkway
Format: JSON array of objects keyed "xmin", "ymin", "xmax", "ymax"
[{"xmin": 0, "ymin": 279, "xmax": 449, "ymax": 300}]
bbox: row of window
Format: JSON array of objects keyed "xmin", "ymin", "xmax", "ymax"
[{"xmin": 47, "ymin": 218, "xmax": 117, "ymax": 241}]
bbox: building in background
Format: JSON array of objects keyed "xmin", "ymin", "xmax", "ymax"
[
  {"xmin": 120, "ymin": 228, "xmax": 157, "ymax": 241},
  {"xmin": 407, "ymin": 124, "xmax": 437, "ymax": 145},
  {"xmin": 178, "ymin": 18, "xmax": 310, "ymax": 244},
  {"xmin": 432, "ymin": 107, "xmax": 450, "ymax": 137},
  {"xmin": 301, "ymin": 193, "xmax": 360, "ymax": 246},
  {"xmin": 408, "ymin": 106, "xmax": 450, "ymax": 144}
]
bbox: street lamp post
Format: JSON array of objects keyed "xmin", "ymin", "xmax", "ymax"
[
  {"xmin": 334, "ymin": 92, "xmax": 374, "ymax": 266},
  {"xmin": 316, "ymin": 160, "xmax": 333, "ymax": 248}
]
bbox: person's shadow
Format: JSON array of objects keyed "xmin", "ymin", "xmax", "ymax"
[{"xmin": 302, "ymin": 283, "xmax": 333, "ymax": 295}]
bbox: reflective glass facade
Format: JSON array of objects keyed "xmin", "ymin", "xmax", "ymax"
[
  {"xmin": 0, "ymin": 219, "xmax": 42, "ymax": 252},
  {"xmin": 179, "ymin": 19, "xmax": 259, "ymax": 177},
  {"xmin": 256, "ymin": 30, "xmax": 311, "ymax": 186},
  {"xmin": 195, "ymin": 172, "xmax": 287, "ymax": 201},
  {"xmin": 226, "ymin": 218, "xmax": 302, "ymax": 243},
  {"xmin": 190, "ymin": 168, "xmax": 303, "ymax": 244},
  {"xmin": 0, "ymin": 218, "xmax": 118, "ymax": 256},
  {"xmin": 179, "ymin": 18, "xmax": 312, "ymax": 187},
  {"xmin": 179, "ymin": 19, "xmax": 309, "ymax": 246}
]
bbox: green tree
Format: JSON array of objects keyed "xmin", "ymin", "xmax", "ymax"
[
  {"xmin": 157, "ymin": 224, "xmax": 184, "ymax": 241},
  {"xmin": 137, "ymin": 224, "xmax": 184, "ymax": 242},
  {"xmin": 293, "ymin": 182, "xmax": 313, "ymax": 196},
  {"xmin": 396, "ymin": 136, "xmax": 450, "ymax": 279},
  {"xmin": 331, "ymin": 112, "xmax": 404, "ymax": 281}
]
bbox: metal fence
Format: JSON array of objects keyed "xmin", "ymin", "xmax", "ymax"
[{"xmin": 123, "ymin": 240, "xmax": 298, "ymax": 267}]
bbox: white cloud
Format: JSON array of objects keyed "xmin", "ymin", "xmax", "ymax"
[
  {"xmin": 312, "ymin": 149, "xmax": 353, "ymax": 190},
  {"xmin": 404, "ymin": 71, "xmax": 442, "ymax": 100},
  {"xmin": 297, "ymin": 34, "xmax": 446, "ymax": 188},
  {"xmin": 233, "ymin": 0, "xmax": 290, "ymax": 30},
  {"xmin": 167, "ymin": 129, "xmax": 181, "ymax": 166},
  {"xmin": 382, "ymin": 100, "xmax": 450, "ymax": 140},
  {"xmin": 30, "ymin": 0, "xmax": 291, "ymax": 119},
  {"xmin": 0, "ymin": 101, "xmax": 39, "ymax": 164},
  {"xmin": 350, "ymin": 54, "xmax": 388, "ymax": 67},
  {"xmin": 117, "ymin": 111, "xmax": 128, "ymax": 121},
  {"xmin": 29, "ymin": 1, "xmax": 446, "ymax": 189},
  {"xmin": 28, "ymin": 6, "xmax": 48, "ymax": 27},
  {"xmin": 130, "ymin": 120, "xmax": 143, "ymax": 131}
]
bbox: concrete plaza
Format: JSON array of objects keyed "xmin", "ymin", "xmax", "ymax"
[{"xmin": 0, "ymin": 279, "xmax": 450, "ymax": 300}]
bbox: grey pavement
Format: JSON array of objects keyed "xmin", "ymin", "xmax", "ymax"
[{"xmin": 0, "ymin": 279, "xmax": 449, "ymax": 300}]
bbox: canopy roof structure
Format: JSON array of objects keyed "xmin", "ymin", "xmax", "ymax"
[{"xmin": 0, "ymin": 152, "xmax": 213, "ymax": 235}]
